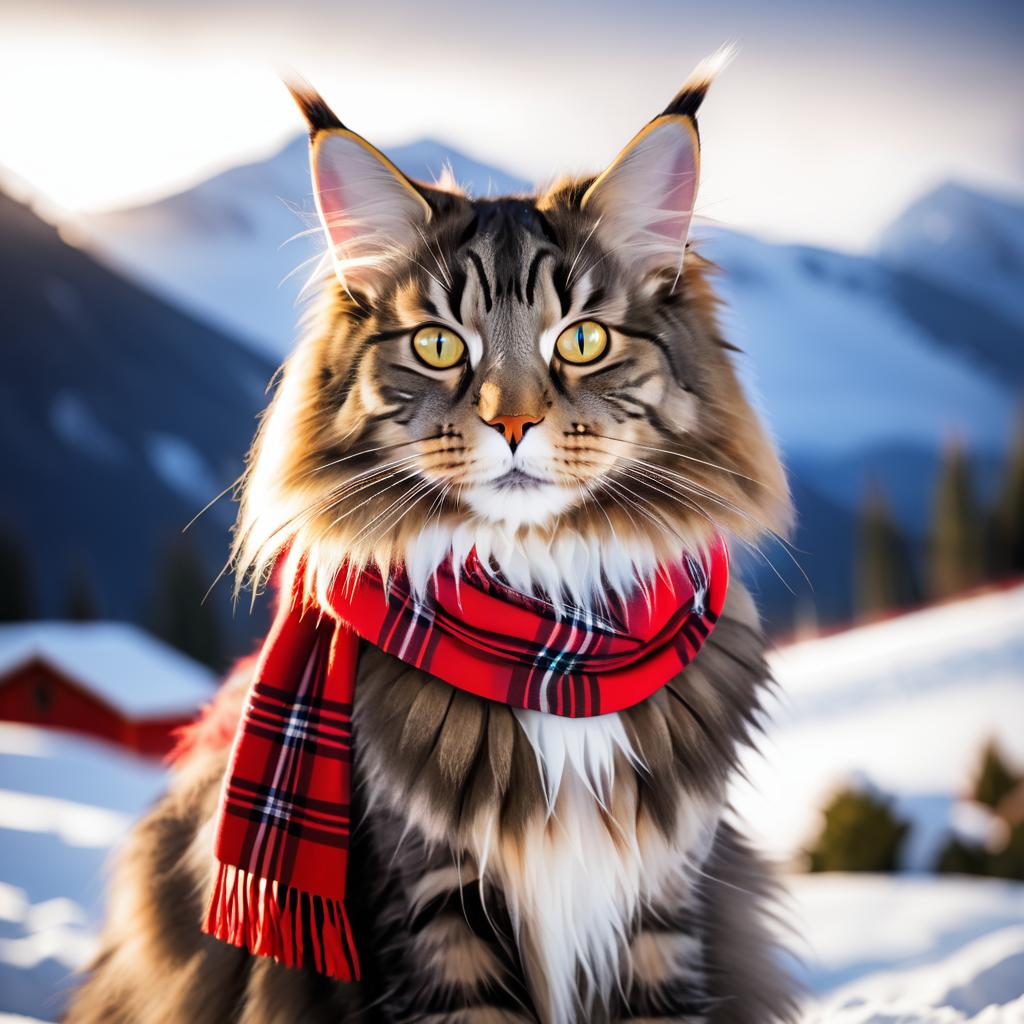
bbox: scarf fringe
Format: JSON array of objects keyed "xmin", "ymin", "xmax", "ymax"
[{"xmin": 203, "ymin": 861, "xmax": 359, "ymax": 981}]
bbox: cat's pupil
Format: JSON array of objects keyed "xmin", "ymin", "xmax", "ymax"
[
  {"xmin": 577, "ymin": 325, "xmax": 585, "ymax": 353},
  {"xmin": 435, "ymin": 332, "xmax": 444, "ymax": 358}
]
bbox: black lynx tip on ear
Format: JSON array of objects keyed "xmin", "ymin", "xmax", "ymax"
[
  {"xmin": 660, "ymin": 44, "xmax": 735, "ymax": 121},
  {"xmin": 284, "ymin": 78, "xmax": 346, "ymax": 137}
]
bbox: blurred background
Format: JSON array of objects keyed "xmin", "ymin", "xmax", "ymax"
[{"xmin": 0, "ymin": 1, "xmax": 1022, "ymax": 1021}]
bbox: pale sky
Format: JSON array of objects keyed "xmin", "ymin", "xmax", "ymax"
[{"xmin": 1, "ymin": 0, "xmax": 1022, "ymax": 251}]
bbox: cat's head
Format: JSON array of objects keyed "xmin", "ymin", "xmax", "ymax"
[{"xmin": 236, "ymin": 56, "xmax": 791, "ymax": 604}]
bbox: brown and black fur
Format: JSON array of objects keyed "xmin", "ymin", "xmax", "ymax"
[
  {"xmin": 69, "ymin": 60, "xmax": 799, "ymax": 1024},
  {"xmin": 68, "ymin": 589, "xmax": 795, "ymax": 1024}
]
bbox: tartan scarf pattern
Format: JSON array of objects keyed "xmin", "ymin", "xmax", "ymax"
[{"xmin": 204, "ymin": 538, "xmax": 729, "ymax": 979}]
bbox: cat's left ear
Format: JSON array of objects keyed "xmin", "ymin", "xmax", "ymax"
[
  {"xmin": 287, "ymin": 81, "xmax": 432, "ymax": 292},
  {"xmin": 582, "ymin": 51, "xmax": 729, "ymax": 277}
]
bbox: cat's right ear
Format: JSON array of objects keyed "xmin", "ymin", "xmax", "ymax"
[{"xmin": 287, "ymin": 80, "xmax": 431, "ymax": 293}]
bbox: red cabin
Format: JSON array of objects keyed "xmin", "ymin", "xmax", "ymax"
[{"xmin": 0, "ymin": 622, "xmax": 216, "ymax": 757}]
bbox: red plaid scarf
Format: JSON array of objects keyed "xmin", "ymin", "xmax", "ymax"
[{"xmin": 204, "ymin": 539, "xmax": 729, "ymax": 979}]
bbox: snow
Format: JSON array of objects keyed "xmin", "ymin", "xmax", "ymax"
[
  {"xmin": 48, "ymin": 392, "xmax": 125, "ymax": 465},
  {"xmin": 0, "ymin": 621, "xmax": 216, "ymax": 718},
  {"xmin": 878, "ymin": 182, "xmax": 1024, "ymax": 331},
  {"xmin": 700, "ymin": 227, "xmax": 1014, "ymax": 458},
  {"xmin": 144, "ymin": 431, "xmax": 222, "ymax": 505},
  {"xmin": 0, "ymin": 724, "xmax": 166, "ymax": 1019},
  {"xmin": 794, "ymin": 876, "xmax": 1024, "ymax": 1022},
  {"xmin": 2, "ymin": 587, "xmax": 1023, "ymax": 1019},
  {"xmin": 733, "ymin": 584, "xmax": 1024, "ymax": 871}
]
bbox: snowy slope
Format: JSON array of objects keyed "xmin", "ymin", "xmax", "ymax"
[
  {"xmin": 878, "ymin": 182, "xmax": 1024, "ymax": 341},
  {"xmin": 83, "ymin": 135, "xmax": 531, "ymax": 357},
  {"xmin": 733, "ymin": 582, "xmax": 1024, "ymax": 871},
  {"xmin": 1, "ymin": 586, "xmax": 1023, "ymax": 1019},
  {"xmin": 795, "ymin": 875, "xmax": 1024, "ymax": 1021},
  {"xmin": 0, "ymin": 189, "xmax": 275, "ymax": 646},
  {"xmin": 701, "ymin": 227, "xmax": 1015, "ymax": 459},
  {"xmin": 0, "ymin": 724, "xmax": 166, "ymax": 1018}
]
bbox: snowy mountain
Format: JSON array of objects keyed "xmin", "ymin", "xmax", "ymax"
[
  {"xmin": 3, "ymin": 582, "xmax": 1023, "ymax": 1020},
  {"xmin": 0, "ymin": 189, "xmax": 275, "ymax": 650},
  {"xmin": 78, "ymin": 146, "xmax": 1022, "ymax": 629},
  {"xmin": 83, "ymin": 135, "xmax": 531, "ymax": 357},
  {"xmin": 878, "ymin": 182, "xmax": 1024, "ymax": 379},
  {"xmin": 697, "ymin": 225, "xmax": 1017, "ymax": 625},
  {"xmin": 701, "ymin": 227, "xmax": 1016, "ymax": 459}
]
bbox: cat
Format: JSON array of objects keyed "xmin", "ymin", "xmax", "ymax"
[{"xmin": 68, "ymin": 53, "xmax": 799, "ymax": 1024}]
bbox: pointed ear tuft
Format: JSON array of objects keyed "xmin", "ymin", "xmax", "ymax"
[
  {"xmin": 660, "ymin": 44, "xmax": 734, "ymax": 121},
  {"xmin": 284, "ymin": 79, "xmax": 432, "ymax": 293},
  {"xmin": 284, "ymin": 77, "xmax": 346, "ymax": 136},
  {"xmin": 581, "ymin": 49, "xmax": 731, "ymax": 279},
  {"xmin": 581, "ymin": 116, "xmax": 700, "ymax": 279}
]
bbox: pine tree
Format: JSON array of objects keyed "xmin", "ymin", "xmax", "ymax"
[
  {"xmin": 855, "ymin": 483, "xmax": 920, "ymax": 616},
  {"xmin": 935, "ymin": 836, "xmax": 988, "ymax": 877},
  {"xmin": 989, "ymin": 413, "xmax": 1024, "ymax": 578},
  {"xmin": 806, "ymin": 786, "xmax": 910, "ymax": 873},
  {"xmin": 973, "ymin": 739, "xmax": 1021, "ymax": 810},
  {"xmin": 152, "ymin": 536, "xmax": 224, "ymax": 670},
  {"xmin": 0, "ymin": 528, "xmax": 35, "ymax": 622},
  {"xmin": 928, "ymin": 440, "xmax": 984, "ymax": 601}
]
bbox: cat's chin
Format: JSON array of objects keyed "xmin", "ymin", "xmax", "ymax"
[{"xmin": 462, "ymin": 479, "xmax": 578, "ymax": 529}]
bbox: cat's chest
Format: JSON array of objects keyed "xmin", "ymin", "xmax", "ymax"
[{"xmin": 351, "ymin": 645, "xmax": 723, "ymax": 1023}]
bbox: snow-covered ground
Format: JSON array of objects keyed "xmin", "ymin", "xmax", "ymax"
[
  {"xmin": 0, "ymin": 724, "xmax": 165, "ymax": 1020},
  {"xmin": 1, "ymin": 586, "xmax": 1023, "ymax": 1021},
  {"xmin": 734, "ymin": 583, "xmax": 1024, "ymax": 873}
]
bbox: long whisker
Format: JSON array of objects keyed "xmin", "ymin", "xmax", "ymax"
[
  {"xmin": 592, "ymin": 432, "xmax": 774, "ymax": 492},
  {"xmin": 325, "ymin": 469, "xmax": 426, "ymax": 531},
  {"xmin": 182, "ymin": 471, "xmax": 246, "ymax": 533},
  {"xmin": 311, "ymin": 436, "xmax": 436, "ymax": 475},
  {"xmin": 618, "ymin": 471, "xmax": 798, "ymax": 596},
  {"xmin": 350, "ymin": 477, "xmax": 438, "ymax": 547},
  {"xmin": 618, "ymin": 463, "xmax": 801, "ymax": 593},
  {"xmin": 617, "ymin": 457, "xmax": 811, "ymax": 589}
]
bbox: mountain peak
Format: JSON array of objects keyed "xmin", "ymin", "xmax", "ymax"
[{"xmin": 877, "ymin": 180, "xmax": 1024, "ymax": 331}]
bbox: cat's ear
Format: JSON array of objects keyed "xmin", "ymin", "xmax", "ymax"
[
  {"xmin": 287, "ymin": 81, "xmax": 431, "ymax": 292},
  {"xmin": 581, "ymin": 50, "xmax": 729, "ymax": 278}
]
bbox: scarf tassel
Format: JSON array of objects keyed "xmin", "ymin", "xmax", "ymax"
[{"xmin": 203, "ymin": 861, "xmax": 360, "ymax": 981}]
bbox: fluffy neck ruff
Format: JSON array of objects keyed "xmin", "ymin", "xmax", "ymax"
[{"xmin": 290, "ymin": 517, "xmax": 708, "ymax": 621}]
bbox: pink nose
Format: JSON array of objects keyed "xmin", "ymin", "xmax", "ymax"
[{"xmin": 485, "ymin": 414, "xmax": 544, "ymax": 453}]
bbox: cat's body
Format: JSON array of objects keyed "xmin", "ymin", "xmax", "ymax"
[
  {"xmin": 69, "ymin": 55, "xmax": 799, "ymax": 1023},
  {"xmin": 68, "ymin": 579, "xmax": 794, "ymax": 1024}
]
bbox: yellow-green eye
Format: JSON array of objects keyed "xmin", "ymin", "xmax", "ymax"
[
  {"xmin": 555, "ymin": 320, "xmax": 608, "ymax": 365},
  {"xmin": 412, "ymin": 325, "xmax": 466, "ymax": 369}
]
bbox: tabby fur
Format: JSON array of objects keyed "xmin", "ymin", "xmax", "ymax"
[{"xmin": 68, "ymin": 54, "xmax": 799, "ymax": 1024}]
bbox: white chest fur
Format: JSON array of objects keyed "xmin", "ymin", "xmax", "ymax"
[
  {"xmin": 403, "ymin": 523, "xmax": 719, "ymax": 1022},
  {"xmin": 488, "ymin": 710, "xmax": 720, "ymax": 1024}
]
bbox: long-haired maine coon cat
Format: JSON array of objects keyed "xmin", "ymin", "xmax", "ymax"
[{"xmin": 69, "ymin": 53, "xmax": 798, "ymax": 1024}]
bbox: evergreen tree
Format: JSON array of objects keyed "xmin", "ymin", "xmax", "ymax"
[
  {"xmin": 928, "ymin": 441, "xmax": 984, "ymax": 601},
  {"xmin": 152, "ymin": 536, "xmax": 224, "ymax": 670},
  {"xmin": 934, "ymin": 836, "xmax": 988, "ymax": 877},
  {"xmin": 0, "ymin": 528, "xmax": 35, "ymax": 622},
  {"xmin": 855, "ymin": 483, "xmax": 920, "ymax": 616},
  {"xmin": 64, "ymin": 561, "xmax": 100, "ymax": 621},
  {"xmin": 989, "ymin": 823, "xmax": 1024, "ymax": 881},
  {"xmin": 973, "ymin": 739, "xmax": 1021, "ymax": 810},
  {"xmin": 807, "ymin": 786, "xmax": 910, "ymax": 873},
  {"xmin": 989, "ymin": 413, "xmax": 1024, "ymax": 578}
]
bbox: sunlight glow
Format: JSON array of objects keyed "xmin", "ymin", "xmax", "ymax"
[{"xmin": 1, "ymin": 10, "xmax": 1021, "ymax": 250}]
